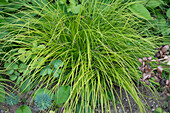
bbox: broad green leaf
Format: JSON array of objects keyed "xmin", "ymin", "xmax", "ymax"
[
  {"xmin": 40, "ymin": 68, "xmax": 48, "ymax": 76},
  {"xmin": 17, "ymin": 76, "xmax": 23, "ymax": 85},
  {"xmin": 153, "ymin": 11, "xmax": 168, "ymax": 35},
  {"xmin": 19, "ymin": 51, "xmax": 32, "ymax": 62},
  {"xmin": 161, "ymin": 27, "xmax": 170, "ymax": 36},
  {"xmin": 167, "ymin": 8, "xmax": 170, "ymax": 18},
  {"xmin": 69, "ymin": 0, "xmax": 78, "ymax": 5},
  {"xmin": 32, "ymin": 45, "xmax": 46, "ymax": 52},
  {"xmin": 30, "ymin": 56, "xmax": 44, "ymax": 68},
  {"xmin": 4, "ymin": 63, "xmax": 10, "ymax": 68},
  {"xmin": 146, "ymin": 0, "xmax": 164, "ymax": 8},
  {"xmin": 20, "ymin": 79, "xmax": 31, "ymax": 92},
  {"xmin": 47, "ymin": 68, "xmax": 52, "ymax": 75},
  {"xmin": 23, "ymin": 69, "xmax": 29, "ymax": 75},
  {"xmin": 52, "ymin": 68, "xmax": 61, "ymax": 77},
  {"xmin": 19, "ymin": 64, "xmax": 27, "ymax": 73},
  {"xmin": 58, "ymin": 0, "xmax": 66, "ymax": 4},
  {"xmin": 19, "ymin": 63, "xmax": 27, "ymax": 69},
  {"xmin": 53, "ymin": 60, "xmax": 64, "ymax": 68},
  {"xmin": 19, "ymin": 56, "xmax": 27, "ymax": 62},
  {"xmin": 16, "ymin": 105, "xmax": 32, "ymax": 113},
  {"xmin": 54, "ymin": 63, "xmax": 59, "ymax": 69},
  {"xmin": 0, "ymin": 86, "xmax": 6, "ymax": 103},
  {"xmin": 12, "ymin": 64, "xmax": 18, "ymax": 70},
  {"xmin": 67, "ymin": 4, "xmax": 74, "ymax": 13},
  {"xmin": 51, "ymin": 60, "xmax": 58, "ymax": 65},
  {"xmin": 137, "ymin": 0, "xmax": 165, "ymax": 8},
  {"xmin": 10, "ymin": 75, "xmax": 17, "ymax": 81},
  {"xmin": 67, "ymin": 0, "xmax": 80, "ymax": 14},
  {"xmin": 129, "ymin": 3, "xmax": 152, "ymax": 20},
  {"xmin": 54, "ymin": 86, "xmax": 71, "ymax": 105},
  {"xmin": 7, "ymin": 70, "xmax": 14, "ymax": 75},
  {"xmin": 53, "ymin": 72, "xmax": 59, "ymax": 77},
  {"xmin": 14, "ymin": 71, "xmax": 20, "ymax": 76},
  {"xmin": 57, "ymin": 69, "xmax": 62, "ymax": 74},
  {"xmin": 70, "ymin": 5, "xmax": 82, "ymax": 14}
]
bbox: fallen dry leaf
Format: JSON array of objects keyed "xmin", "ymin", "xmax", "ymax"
[{"xmin": 162, "ymin": 56, "xmax": 170, "ymax": 65}]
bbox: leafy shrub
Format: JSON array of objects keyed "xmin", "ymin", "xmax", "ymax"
[
  {"xmin": 34, "ymin": 93, "xmax": 52, "ymax": 110},
  {"xmin": 6, "ymin": 93, "xmax": 20, "ymax": 105}
]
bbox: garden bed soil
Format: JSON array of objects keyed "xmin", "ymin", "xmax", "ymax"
[{"xmin": 0, "ymin": 86, "xmax": 169, "ymax": 113}]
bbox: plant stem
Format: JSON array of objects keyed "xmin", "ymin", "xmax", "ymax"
[{"xmin": 144, "ymin": 0, "xmax": 151, "ymax": 7}]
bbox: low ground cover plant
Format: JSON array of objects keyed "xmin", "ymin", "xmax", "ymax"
[{"xmin": 0, "ymin": 0, "xmax": 169, "ymax": 113}]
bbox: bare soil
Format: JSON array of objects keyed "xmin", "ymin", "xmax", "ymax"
[{"xmin": 0, "ymin": 86, "xmax": 169, "ymax": 113}]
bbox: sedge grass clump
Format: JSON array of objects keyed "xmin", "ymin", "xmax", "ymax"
[{"xmin": 0, "ymin": 0, "xmax": 162, "ymax": 112}]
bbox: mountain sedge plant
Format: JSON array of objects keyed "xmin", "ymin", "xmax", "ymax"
[{"xmin": 0, "ymin": 0, "xmax": 163, "ymax": 112}]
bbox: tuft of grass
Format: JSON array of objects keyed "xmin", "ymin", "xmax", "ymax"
[{"xmin": 0, "ymin": 0, "xmax": 163, "ymax": 112}]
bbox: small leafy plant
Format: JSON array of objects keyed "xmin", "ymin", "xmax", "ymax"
[
  {"xmin": 4, "ymin": 61, "xmax": 28, "ymax": 85},
  {"xmin": 33, "ymin": 86, "xmax": 71, "ymax": 111},
  {"xmin": 40, "ymin": 59, "xmax": 64, "ymax": 77},
  {"xmin": 34, "ymin": 93, "xmax": 52, "ymax": 110}
]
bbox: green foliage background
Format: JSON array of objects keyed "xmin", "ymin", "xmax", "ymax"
[{"xmin": 0, "ymin": 0, "xmax": 169, "ymax": 113}]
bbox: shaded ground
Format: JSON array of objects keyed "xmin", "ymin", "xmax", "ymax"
[
  {"xmin": 0, "ymin": 85, "xmax": 169, "ymax": 113},
  {"xmin": 108, "ymin": 86, "xmax": 169, "ymax": 113}
]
